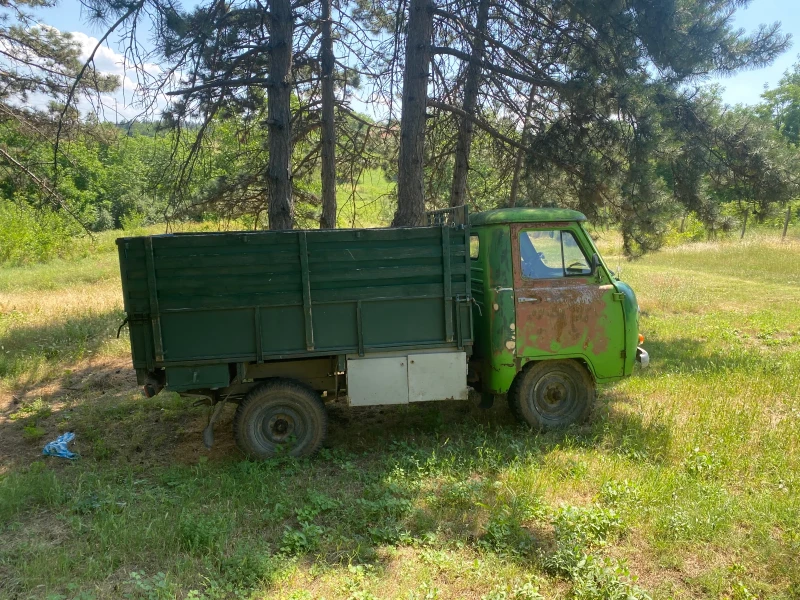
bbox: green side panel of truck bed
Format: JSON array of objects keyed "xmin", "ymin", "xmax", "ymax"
[{"xmin": 117, "ymin": 224, "xmax": 473, "ymax": 370}]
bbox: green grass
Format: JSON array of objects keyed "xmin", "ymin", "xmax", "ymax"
[
  {"xmin": 335, "ymin": 168, "xmax": 396, "ymax": 228},
  {"xmin": 1, "ymin": 232, "xmax": 799, "ymax": 599}
]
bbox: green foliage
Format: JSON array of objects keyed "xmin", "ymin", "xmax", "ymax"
[
  {"xmin": 207, "ymin": 546, "xmax": 284, "ymax": 596},
  {"xmin": 544, "ymin": 505, "xmax": 624, "ymax": 578},
  {"xmin": 481, "ymin": 580, "xmax": 544, "ymax": 600},
  {"xmin": 480, "ymin": 508, "xmax": 533, "ymax": 556},
  {"xmin": 598, "ymin": 480, "xmax": 641, "ymax": 513},
  {"xmin": 0, "ymin": 119, "xmax": 178, "ymax": 250},
  {"xmin": 761, "ymin": 60, "xmax": 800, "ymax": 146},
  {"xmin": 428, "ymin": 478, "xmax": 483, "ymax": 510},
  {"xmin": 124, "ymin": 571, "xmax": 177, "ymax": 600},
  {"xmin": 9, "ymin": 398, "xmax": 52, "ymax": 422},
  {"xmin": 356, "ymin": 491, "xmax": 414, "ymax": 520},
  {"xmin": 178, "ymin": 511, "xmax": 232, "ymax": 554},
  {"xmin": 653, "ymin": 481, "xmax": 734, "ymax": 543},
  {"xmin": 552, "ymin": 505, "xmax": 624, "ymax": 549},
  {"xmin": 543, "ymin": 505, "xmax": 650, "ymax": 599},
  {"xmin": 0, "ymin": 200, "xmax": 78, "ymax": 264},
  {"xmin": 479, "ymin": 494, "xmax": 545, "ymax": 557},
  {"xmin": 0, "ymin": 462, "xmax": 63, "ymax": 522},
  {"xmin": 683, "ymin": 447, "xmax": 722, "ymax": 479},
  {"xmin": 0, "ymin": 0, "xmax": 122, "ymax": 246},
  {"xmin": 569, "ymin": 556, "xmax": 651, "ymax": 600},
  {"xmin": 21, "ymin": 423, "xmax": 46, "ymax": 441},
  {"xmin": 280, "ymin": 522, "xmax": 324, "ymax": 555}
]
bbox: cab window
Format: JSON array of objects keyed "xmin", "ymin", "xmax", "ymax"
[{"xmin": 520, "ymin": 230, "xmax": 591, "ymax": 279}]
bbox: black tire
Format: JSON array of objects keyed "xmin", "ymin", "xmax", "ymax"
[
  {"xmin": 233, "ymin": 379, "xmax": 327, "ymax": 459},
  {"xmin": 508, "ymin": 360, "xmax": 594, "ymax": 430}
]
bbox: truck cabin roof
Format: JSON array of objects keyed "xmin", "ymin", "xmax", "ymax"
[{"xmin": 470, "ymin": 208, "xmax": 587, "ymax": 227}]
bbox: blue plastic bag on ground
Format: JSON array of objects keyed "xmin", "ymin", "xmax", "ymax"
[{"xmin": 42, "ymin": 432, "xmax": 78, "ymax": 459}]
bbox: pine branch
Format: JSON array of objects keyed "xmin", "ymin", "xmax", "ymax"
[{"xmin": 426, "ymin": 99, "xmax": 525, "ymax": 150}]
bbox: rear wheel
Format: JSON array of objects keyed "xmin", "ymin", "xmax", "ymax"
[
  {"xmin": 234, "ymin": 379, "xmax": 327, "ymax": 459},
  {"xmin": 508, "ymin": 360, "xmax": 594, "ymax": 430}
]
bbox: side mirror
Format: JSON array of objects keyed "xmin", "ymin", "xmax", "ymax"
[{"xmin": 591, "ymin": 253, "xmax": 601, "ymax": 275}]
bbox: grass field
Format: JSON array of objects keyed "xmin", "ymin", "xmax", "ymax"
[{"xmin": 1, "ymin": 228, "xmax": 799, "ymax": 600}]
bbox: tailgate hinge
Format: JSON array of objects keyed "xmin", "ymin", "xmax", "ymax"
[{"xmin": 620, "ymin": 349, "xmax": 627, "ymax": 359}]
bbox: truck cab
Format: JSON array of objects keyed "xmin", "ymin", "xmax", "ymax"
[{"xmin": 469, "ymin": 208, "xmax": 645, "ymax": 428}]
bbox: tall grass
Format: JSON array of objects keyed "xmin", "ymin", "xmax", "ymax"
[{"xmin": 0, "ymin": 200, "xmax": 83, "ymax": 265}]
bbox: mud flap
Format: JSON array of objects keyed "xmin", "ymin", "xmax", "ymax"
[
  {"xmin": 636, "ymin": 347, "xmax": 649, "ymax": 368},
  {"xmin": 478, "ymin": 392, "xmax": 495, "ymax": 409},
  {"xmin": 203, "ymin": 396, "xmax": 229, "ymax": 449}
]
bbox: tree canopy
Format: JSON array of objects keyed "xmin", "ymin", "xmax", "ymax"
[{"xmin": 1, "ymin": 0, "xmax": 799, "ymax": 258}]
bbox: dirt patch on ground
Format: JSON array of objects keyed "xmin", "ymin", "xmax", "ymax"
[
  {"xmin": 0, "ymin": 356, "xmax": 239, "ymax": 473},
  {"xmin": 2, "ymin": 356, "xmax": 135, "ymax": 408}
]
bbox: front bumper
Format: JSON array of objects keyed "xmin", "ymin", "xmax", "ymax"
[{"xmin": 636, "ymin": 346, "xmax": 649, "ymax": 368}]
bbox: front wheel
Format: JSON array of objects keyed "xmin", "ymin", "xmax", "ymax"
[
  {"xmin": 508, "ymin": 360, "xmax": 594, "ymax": 430},
  {"xmin": 234, "ymin": 379, "xmax": 327, "ymax": 459}
]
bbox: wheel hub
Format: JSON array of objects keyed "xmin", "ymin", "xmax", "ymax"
[
  {"xmin": 265, "ymin": 412, "xmax": 296, "ymax": 442},
  {"xmin": 531, "ymin": 371, "xmax": 577, "ymax": 418},
  {"xmin": 543, "ymin": 382, "xmax": 567, "ymax": 404}
]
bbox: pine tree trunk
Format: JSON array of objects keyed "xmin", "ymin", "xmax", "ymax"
[
  {"xmin": 509, "ymin": 92, "xmax": 535, "ymax": 208},
  {"xmin": 450, "ymin": 0, "xmax": 490, "ymax": 208},
  {"xmin": 319, "ymin": 0, "xmax": 337, "ymax": 229},
  {"xmin": 508, "ymin": 152, "xmax": 524, "ymax": 209},
  {"xmin": 392, "ymin": 0, "xmax": 433, "ymax": 227},
  {"xmin": 783, "ymin": 205, "xmax": 792, "ymax": 240},
  {"xmin": 267, "ymin": 0, "xmax": 294, "ymax": 230},
  {"xmin": 740, "ymin": 209, "xmax": 749, "ymax": 239}
]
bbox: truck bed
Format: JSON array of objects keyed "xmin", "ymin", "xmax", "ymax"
[{"xmin": 117, "ymin": 212, "xmax": 473, "ymax": 386}]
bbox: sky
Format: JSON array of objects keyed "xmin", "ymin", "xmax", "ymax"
[
  {"xmin": 709, "ymin": 0, "xmax": 800, "ymax": 104},
  {"xmin": 30, "ymin": 0, "xmax": 800, "ymax": 119}
]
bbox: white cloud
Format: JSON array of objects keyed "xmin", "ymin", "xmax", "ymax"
[
  {"xmin": 10, "ymin": 25, "xmax": 169, "ymax": 121},
  {"xmin": 68, "ymin": 30, "xmax": 168, "ymax": 121}
]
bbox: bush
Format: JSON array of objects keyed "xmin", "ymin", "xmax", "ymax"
[
  {"xmin": 0, "ymin": 200, "xmax": 78, "ymax": 264},
  {"xmin": 663, "ymin": 213, "xmax": 714, "ymax": 246}
]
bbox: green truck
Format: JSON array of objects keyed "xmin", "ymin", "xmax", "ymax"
[{"xmin": 117, "ymin": 206, "xmax": 647, "ymax": 458}]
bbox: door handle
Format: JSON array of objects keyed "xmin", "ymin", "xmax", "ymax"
[{"xmin": 518, "ymin": 297, "xmax": 540, "ymax": 303}]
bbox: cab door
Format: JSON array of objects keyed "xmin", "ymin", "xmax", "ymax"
[{"xmin": 511, "ymin": 224, "xmax": 626, "ymax": 379}]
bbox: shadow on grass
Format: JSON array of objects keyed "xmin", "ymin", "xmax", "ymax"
[{"xmin": 0, "ymin": 308, "xmax": 126, "ymax": 382}]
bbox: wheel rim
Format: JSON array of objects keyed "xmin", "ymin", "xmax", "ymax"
[
  {"xmin": 528, "ymin": 369, "xmax": 579, "ymax": 421},
  {"xmin": 253, "ymin": 403, "xmax": 308, "ymax": 450}
]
